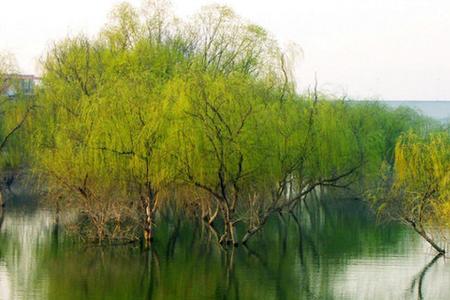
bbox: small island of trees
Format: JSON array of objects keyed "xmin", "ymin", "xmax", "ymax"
[{"xmin": 0, "ymin": 1, "xmax": 449, "ymax": 255}]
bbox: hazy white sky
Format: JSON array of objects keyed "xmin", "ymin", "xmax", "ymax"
[{"xmin": 1, "ymin": 0, "xmax": 450, "ymax": 100}]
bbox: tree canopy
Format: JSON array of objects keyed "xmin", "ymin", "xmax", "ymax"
[{"xmin": 14, "ymin": 0, "xmax": 446, "ymax": 249}]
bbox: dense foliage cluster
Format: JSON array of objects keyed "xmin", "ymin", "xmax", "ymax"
[
  {"xmin": 1, "ymin": 1, "xmax": 448, "ymax": 250},
  {"xmin": 370, "ymin": 130, "xmax": 450, "ymax": 252}
]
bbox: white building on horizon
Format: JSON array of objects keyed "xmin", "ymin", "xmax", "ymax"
[{"xmin": 1, "ymin": 74, "xmax": 41, "ymax": 98}]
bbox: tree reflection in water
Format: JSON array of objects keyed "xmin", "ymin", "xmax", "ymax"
[
  {"xmin": 408, "ymin": 253, "xmax": 444, "ymax": 300},
  {"xmin": 1, "ymin": 196, "xmax": 450, "ymax": 299}
]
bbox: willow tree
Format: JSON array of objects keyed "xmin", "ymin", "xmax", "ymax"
[
  {"xmin": 370, "ymin": 131, "xmax": 450, "ymax": 253},
  {"xmin": 94, "ymin": 13, "xmax": 187, "ymax": 244},
  {"xmin": 172, "ymin": 71, "xmax": 269, "ymax": 245},
  {"xmin": 168, "ymin": 4, "xmax": 294, "ymax": 245},
  {"xmin": 167, "ymin": 5, "xmax": 404, "ymax": 245},
  {"xmin": 239, "ymin": 99, "xmax": 433, "ymax": 244},
  {"xmin": 238, "ymin": 96, "xmax": 372, "ymax": 244},
  {"xmin": 170, "ymin": 6, "xmax": 364, "ymax": 245},
  {"xmin": 32, "ymin": 35, "xmax": 126, "ymax": 242},
  {"xmin": 29, "ymin": 0, "xmax": 439, "ymax": 248},
  {"xmin": 33, "ymin": 1, "xmax": 189, "ymax": 244}
]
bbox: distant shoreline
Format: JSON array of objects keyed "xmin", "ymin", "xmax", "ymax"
[
  {"xmin": 382, "ymin": 100, "xmax": 449, "ymax": 120},
  {"xmin": 349, "ymin": 100, "xmax": 450, "ymax": 120}
]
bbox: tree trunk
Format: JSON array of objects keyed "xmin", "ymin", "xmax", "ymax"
[
  {"xmin": 228, "ymin": 220, "xmax": 237, "ymax": 246},
  {"xmin": 0, "ymin": 191, "xmax": 4, "ymax": 208},
  {"xmin": 208, "ymin": 205, "xmax": 219, "ymax": 225},
  {"xmin": 218, "ymin": 217, "xmax": 230, "ymax": 245},
  {"xmin": 406, "ymin": 219, "xmax": 446, "ymax": 254},
  {"xmin": 143, "ymin": 195, "xmax": 154, "ymax": 246},
  {"xmin": 224, "ymin": 203, "xmax": 238, "ymax": 246},
  {"xmin": 242, "ymin": 209, "xmax": 274, "ymax": 244},
  {"xmin": 242, "ymin": 215, "xmax": 269, "ymax": 245},
  {"xmin": 242, "ymin": 226, "xmax": 259, "ymax": 245},
  {"xmin": 415, "ymin": 226, "xmax": 446, "ymax": 254},
  {"xmin": 218, "ymin": 203, "xmax": 238, "ymax": 246}
]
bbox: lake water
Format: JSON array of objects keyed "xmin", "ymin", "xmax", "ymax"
[
  {"xmin": 1, "ymin": 193, "xmax": 450, "ymax": 300},
  {"xmin": 383, "ymin": 100, "xmax": 450, "ymax": 122}
]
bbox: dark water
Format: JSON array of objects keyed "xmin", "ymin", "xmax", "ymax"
[{"xmin": 1, "ymin": 195, "xmax": 450, "ymax": 300}]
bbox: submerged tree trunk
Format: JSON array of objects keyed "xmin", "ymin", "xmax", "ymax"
[
  {"xmin": 207, "ymin": 205, "xmax": 219, "ymax": 225},
  {"xmin": 415, "ymin": 227, "xmax": 446, "ymax": 254},
  {"xmin": 143, "ymin": 195, "xmax": 154, "ymax": 246},
  {"xmin": 228, "ymin": 220, "xmax": 237, "ymax": 246},
  {"xmin": 241, "ymin": 211, "xmax": 272, "ymax": 245},
  {"xmin": 217, "ymin": 202, "xmax": 238, "ymax": 246},
  {"xmin": 142, "ymin": 182, "xmax": 160, "ymax": 247},
  {"xmin": 0, "ymin": 191, "xmax": 3, "ymax": 208},
  {"xmin": 241, "ymin": 227, "xmax": 259, "ymax": 245},
  {"xmin": 406, "ymin": 218, "xmax": 446, "ymax": 254}
]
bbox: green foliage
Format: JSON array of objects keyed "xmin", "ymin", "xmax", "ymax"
[
  {"xmin": 371, "ymin": 131, "xmax": 449, "ymax": 223},
  {"xmin": 27, "ymin": 1, "xmax": 435, "ymax": 244},
  {"xmin": 369, "ymin": 130, "xmax": 450, "ymax": 252}
]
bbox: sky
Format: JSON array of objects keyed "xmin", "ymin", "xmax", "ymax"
[{"xmin": 1, "ymin": 0, "xmax": 450, "ymax": 101}]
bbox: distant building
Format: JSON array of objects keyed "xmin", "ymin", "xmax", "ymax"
[{"xmin": 1, "ymin": 74, "xmax": 41, "ymax": 98}]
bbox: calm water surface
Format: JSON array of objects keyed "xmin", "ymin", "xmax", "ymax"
[
  {"xmin": 1, "ymin": 194, "xmax": 450, "ymax": 300},
  {"xmin": 384, "ymin": 100, "xmax": 450, "ymax": 121}
]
